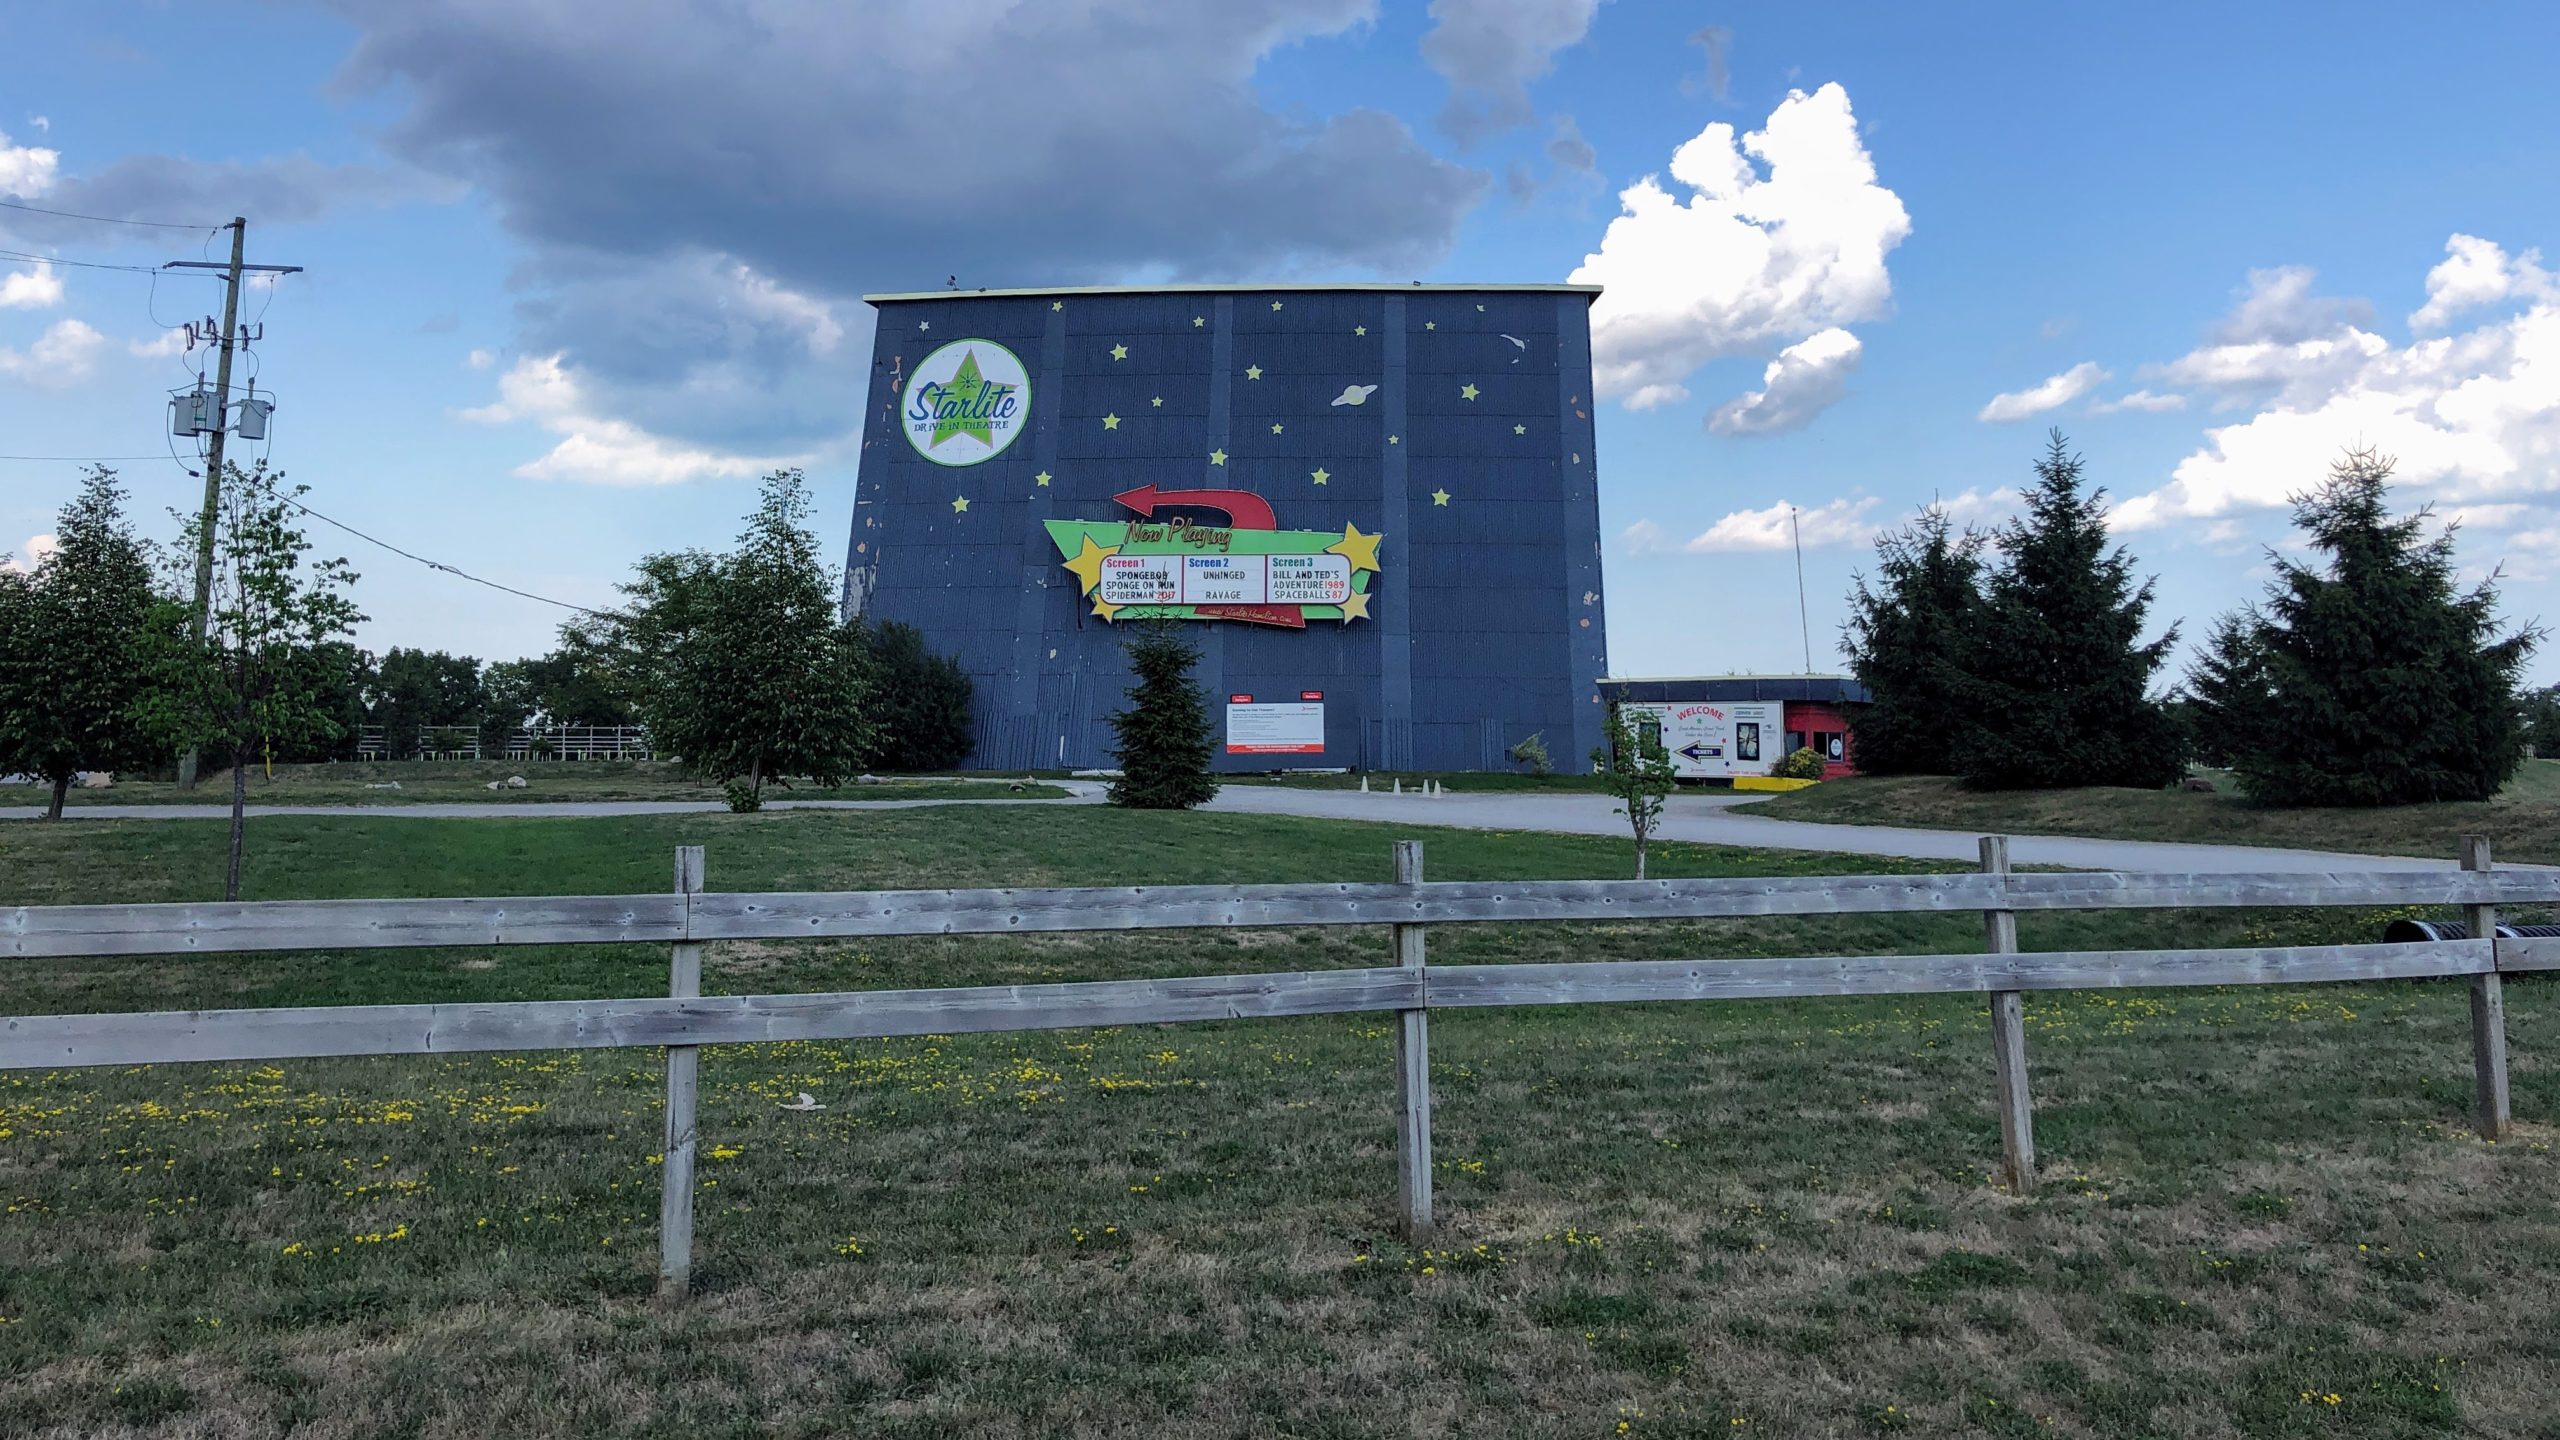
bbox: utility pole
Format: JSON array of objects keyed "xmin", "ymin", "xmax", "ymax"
[
  {"xmin": 1789, "ymin": 503, "xmax": 1814, "ymax": 674},
  {"xmin": 164, "ymin": 219, "xmax": 301, "ymax": 787}
]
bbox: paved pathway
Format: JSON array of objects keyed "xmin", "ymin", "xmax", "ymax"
[
  {"xmin": 5, "ymin": 781, "xmax": 2478, "ymax": 874},
  {"xmin": 1205, "ymin": 785, "xmax": 2473, "ymax": 873}
]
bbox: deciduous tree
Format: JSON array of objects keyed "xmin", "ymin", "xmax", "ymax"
[
  {"xmin": 0, "ymin": 468, "xmax": 167, "ymax": 819},
  {"xmin": 1591, "ymin": 703, "xmax": 1676, "ymax": 879}
]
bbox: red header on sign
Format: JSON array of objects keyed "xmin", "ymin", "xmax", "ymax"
[
  {"xmin": 1300, "ymin": 690, "xmax": 1324, "ymax": 701},
  {"xmin": 1228, "ymin": 694, "xmax": 1253, "ymax": 704}
]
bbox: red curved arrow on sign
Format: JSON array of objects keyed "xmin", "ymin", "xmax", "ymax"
[{"xmin": 1112, "ymin": 483, "xmax": 1278, "ymax": 531}]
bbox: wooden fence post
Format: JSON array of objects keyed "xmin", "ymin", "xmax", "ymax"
[
  {"xmin": 1392, "ymin": 840, "xmax": 1434, "ymax": 1240},
  {"xmin": 2464, "ymin": 835, "xmax": 2510, "ymax": 1140},
  {"xmin": 658, "ymin": 845, "xmax": 705, "ymax": 1303},
  {"xmin": 1980, "ymin": 836, "xmax": 2035, "ymax": 1194}
]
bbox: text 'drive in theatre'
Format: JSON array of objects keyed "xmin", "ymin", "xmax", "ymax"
[{"xmin": 1099, "ymin": 554, "xmax": 1350, "ymax": 607}]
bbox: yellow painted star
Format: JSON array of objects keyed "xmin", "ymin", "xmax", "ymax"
[
  {"xmin": 1110, "ymin": 343, "xmax": 1128, "ymax": 361},
  {"xmin": 952, "ymin": 495, "xmax": 970, "ymax": 513},
  {"xmin": 1271, "ymin": 300, "xmax": 1284, "ymax": 311},
  {"xmin": 1460, "ymin": 383, "xmax": 1480, "ymax": 401},
  {"xmin": 1475, "ymin": 303, "xmax": 1486, "ymax": 312},
  {"xmin": 1245, "ymin": 364, "xmax": 1263, "ymax": 380},
  {"xmin": 1091, "ymin": 594, "xmax": 1122, "ymax": 622},
  {"xmin": 1271, "ymin": 422, "xmax": 1284, "ymax": 434},
  {"xmin": 1151, "ymin": 396, "xmax": 1164, "ymax": 407},
  {"xmin": 1051, "ymin": 300, "xmax": 1063, "ymax": 311},
  {"xmin": 1061, "ymin": 534, "xmax": 1118, "ymax": 594},
  {"xmin": 1310, "ymin": 467, "xmax": 1330, "ymax": 485},
  {"xmin": 1193, "ymin": 316, "xmax": 1205, "ymax": 327},
  {"xmin": 1327, "ymin": 521, "xmax": 1383, "ymax": 573},
  {"xmin": 1336, "ymin": 587, "xmax": 1372, "ymax": 623},
  {"xmin": 1035, "ymin": 470, "xmax": 1053, "ymax": 486},
  {"xmin": 1102, "ymin": 413, "xmax": 1121, "ymax": 430},
  {"xmin": 1354, "ymin": 324, "xmax": 1368, "ymax": 336},
  {"xmin": 1430, "ymin": 488, "xmax": 1451, "ymax": 506},
  {"xmin": 1513, "ymin": 423, "xmax": 1527, "ymax": 435},
  {"xmin": 1388, "ymin": 434, "xmax": 1400, "ymax": 445},
  {"xmin": 1424, "ymin": 320, "xmax": 1436, "ymax": 330},
  {"xmin": 1209, "ymin": 448, "xmax": 1228, "ymax": 466}
]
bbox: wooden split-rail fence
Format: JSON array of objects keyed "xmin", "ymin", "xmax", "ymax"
[{"xmin": 6, "ymin": 836, "xmax": 2554, "ymax": 1302}]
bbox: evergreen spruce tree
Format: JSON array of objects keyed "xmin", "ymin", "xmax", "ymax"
[
  {"xmin": 2180, "ymin": 611, "xmax": 2270, "ymax": 768},
  {"xmin": 2230, "ymin": 447, "xmax": 2540, "ymax": 806},
  {"xmin": 1107, "ymin": 622, "xmax": 1218, "ymax": 809},
  {"xmin": 1843, "ymin": 507, "xmax": 1986, "ymax": 774},
  {"xmin": 1962, "ymin": 431, "xmax": 2187, "ymax": 790}
]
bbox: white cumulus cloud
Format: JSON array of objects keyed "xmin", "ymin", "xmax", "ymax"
[
  {"xmin": 729, "ymin": 263, "xmax": 842, "ymax": 356},
  {"xmin": 458, "ymin": 352, "xmax": 806, "ymax": 485},
  {"xmin": 1682, "ymin": 495, "xmax": 1880, "ymax": 553},
  {"xmin": 1709, "ymin": 327, "xmax": 1862, "ymax": 435},
  {"xmin": 0, "ymin": 126, "xmax": 59, "ymax": 194},
  {"xmin": 1620, "ymin": 518, "xmax": 1671, "ymax": 554},
  {"xmin": 1978, "ymin": 361, "xmax": 2108, "ymax": 424},
  {"xmin": 0, "ymin": 260, "xmax": 62, "ymax": 309},
  {"xmin": 0, "ymin": 318, "xmax": 106, "ymax": 387},
  {"xmin": 2113, "ymin": 237, "xmax": 2560, "ymax": 532},
  {"xmin": 1570, "ymin": 83, "xmax": 1909, "ymax": 426},
  {"xmin": 2090, "ymin": 389, "xmax": 2187, "ymax": 414},
  {"xmin": 2409, "ymin": 234, "xmax": 2557, "ymax": 333}
]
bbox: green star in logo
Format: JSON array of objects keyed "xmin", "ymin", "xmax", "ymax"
[{"xmin": 931, "ymin": 349, "xmax": 1004, "ymax": 450}]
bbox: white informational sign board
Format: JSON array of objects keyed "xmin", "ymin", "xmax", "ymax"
[
  {"xmin": 1096, "ymin": 553, "xmax": 1353, "ymax": 607},
  {"xmin": 1226, "ymin": 701, "xmax": 1326, "ymax": 755},
  {"xmin": 1619, "ymin": 701, "xmax": 1784, "ymax": 779}
]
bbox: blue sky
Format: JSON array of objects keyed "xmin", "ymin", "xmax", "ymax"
[{"xmin": 6, "ymin": 2, "xmax": 2557, "ymax": 683}]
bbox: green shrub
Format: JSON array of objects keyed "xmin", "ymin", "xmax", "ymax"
[{"xmin": 1772, "ymin": 747, "xmax": 1829, "ymax": 781}]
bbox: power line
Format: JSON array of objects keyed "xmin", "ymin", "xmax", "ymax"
[
  {"xmin": 0, "ymin": 246, "xmax": 215, "ymax": 276},
  {"xmin": 273, "ymin": 491, "xmax": 603, "ymax": 616},
  {"xmin": 0, "ymin": 453, "xmax": 177, "ymax": 462},
  {"xmin": 0, "ymin": 196, "xmax": 224, "ymax": 231}
]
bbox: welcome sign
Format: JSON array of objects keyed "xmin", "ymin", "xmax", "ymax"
[{"xmin": 903, "ymin": 338, "xmax": 1031, "ymax": 466}]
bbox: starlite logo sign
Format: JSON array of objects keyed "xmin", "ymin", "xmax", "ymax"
[{"xmin": 903, "ymin": 338, "xmax": 1031, "ymax": 467}]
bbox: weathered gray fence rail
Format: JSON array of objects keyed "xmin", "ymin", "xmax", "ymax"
[{"xmin": 5, "ymin": 837, "xmax": 2553, "ymax": 1302}]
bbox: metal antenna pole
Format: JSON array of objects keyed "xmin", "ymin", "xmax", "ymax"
[{"xmin": 1790, "ymin": 504, "xmax": 1813, "ymax": 674}]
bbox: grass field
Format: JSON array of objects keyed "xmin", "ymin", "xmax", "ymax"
[
  {"xmin": 1227, "ymin": 770, "xmax": 1619, "ymax": 794},
  {"xmin": 2, "ymin": 808, "xmax": 2555, "ymax": 1438},
  {"xmin": 1747, "ymin": 760, "xmax": 2560, "ymax": 867},
  {"xmin": 11, "ymin": 759, "xmax": 1070, "ymax": 809}
]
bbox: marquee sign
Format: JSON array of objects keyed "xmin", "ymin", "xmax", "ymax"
[
  {"xmin": 903, "ymin": 338, "xmax": 1031, "ymax": 466},
  {"xmin": 1045, "ymin": 486, "xmax": 1381, "ymax": 628}
]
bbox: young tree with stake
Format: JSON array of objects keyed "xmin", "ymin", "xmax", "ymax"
[
  {"xmin": 1592, "ymin": 703, "xmax": 1676, "ymax": 880},
  {"xmin": 142, "ymin": 464, "xmax": 364, "ymax": 900}
]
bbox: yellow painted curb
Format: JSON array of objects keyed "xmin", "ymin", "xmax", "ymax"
[{"xmin": 1733, "ymin": 775, "xmax": 1819, "ymax": 793}]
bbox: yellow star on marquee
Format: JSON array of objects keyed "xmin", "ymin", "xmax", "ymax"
[
  {"xmin": 1208, "ymin": 448, "xmax": 1228, "ymax": 466},
  {"xmin": 1430, "ymin": 488, "xmax": 1451, "ymax": 507},
  {"xmin": 1102, "ymin": 413, "xmax": 1121, "ymax": 430},
  {"xmin": 1245, "ymin": 364, "xmax": 1263, "ymax": 380},
  {"xmin": 1091, "ymin": 594, "xmax": 1122, "ymax": 621},
  {"xmin": 1354, "ymin": 325, "xmax": 1368, "ymax": 336},
  {"xmin": 1326, "ymin": 521, "xmax": 1383, "ymax": 573},
  {"xmin": 952, "ymin": 495, "xmax": 970, "ymax": 513},
  {"xmin": 1035, "ymin": 470, "xmax": 1053, "ymax": 486},
  {"xmin": 1460, "ymin": 383, "xmax": 1480, "ymax": 401},
  {"xmin": 1061, "ymin": 534, "xmax": 1118, "ymax": 594},
  {"xmin": 1110, "ymin": 344, "xmax": 1128, "ymax": 361},
  {"xmin": 1271, "ymin": 423, "xmax": 1284, "ymax": 434},
  {"xmin": 1310, "ymin": 467, "xmax": 1330, "ymax": 485},
  {"xmin": 1336, "ymin": 587, "xmax": 1372, "ymax": 623}
]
